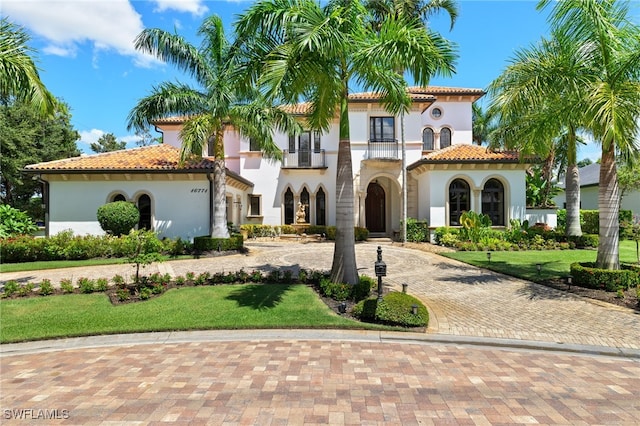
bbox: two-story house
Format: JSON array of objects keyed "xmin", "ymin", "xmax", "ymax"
[{"xmin": 25, "ymin": 86, "xmax": 534, "ymax": 242}]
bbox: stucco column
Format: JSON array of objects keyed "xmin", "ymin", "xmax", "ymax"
[
  {"xmin": 472, "ymin": 189, "xmax": 482, "ymax": 213},
  {"xmin": 357, "ymin": 191, "xmax": 365, "ymax": 228}
]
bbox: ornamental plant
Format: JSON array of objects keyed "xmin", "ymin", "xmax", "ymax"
[
  {"xmin": 96, "ymin": 201, "xmax": 139, "ymax": 236},
  {"xmin": 0, "ymin": 205, "xmax": 38, "ymax": 238}
]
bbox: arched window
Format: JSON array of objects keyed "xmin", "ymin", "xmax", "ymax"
[
  {"xmin": 315, "ymin": 188, "xmax": 326, "ymax": 226},
  {"xmin": 112, "ymin": 193, "xmax": 126, "ymax": 202},
  {"xmin": 482, "ymin": 179, "xmax": 505, "ymax": 226},
  {"xmin": 284, "ymin": 188, "xmax": 294, "ymax": 224},
  {"xmin": 137, "ymin": 194, "xmax": 152, "ymax": 230},
  {"xmin": 449, "ymin": 179, "xmax": 469, "ymax": 226},
  {"xmin": 440, "ymin": 127, "xmax": 451, "ymax": 149},
  {"xmin": 300, "ymin": 188, "xmax": 310, "ymax": 223},
  {"xmin": 422, "ymin": 128, "xmax": 434, "ymax": 151}
]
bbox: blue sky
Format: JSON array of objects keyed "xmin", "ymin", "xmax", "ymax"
[{"xmin": 5, "ymin": 0, "xmax": 635, "ymax": 160}]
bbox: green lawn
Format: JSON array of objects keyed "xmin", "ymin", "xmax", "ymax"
[
  {"xmin": 442, "ymin": 240, "xmax": 639, "ymax": 282},
  {"xmin": 0, "ymin": 284, "xmax": 389, "ymax": 343}
]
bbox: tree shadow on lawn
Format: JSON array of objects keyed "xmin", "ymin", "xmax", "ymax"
[{"xmin": 225, "ymin": 284, "xmax": 296, "ymax": 310}]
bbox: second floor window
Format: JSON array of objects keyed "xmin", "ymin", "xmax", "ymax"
[
  {"xmin": 440, "ymin": 127, "xmax": 452, "ymax": 149},
  {"xmin": 422, "ymin": 128, "xmax": 434, "ymax": 150},
  {"xmin": 288, "ymin": 131, "xmax": 321, "ymax": 152},
  {"xmin": 249, "ymin": 138, "xmax": 260, "ymax": 151},
  {"xmin": 370, "ymin": 117, "xmax": 395, "ymax": 141}
]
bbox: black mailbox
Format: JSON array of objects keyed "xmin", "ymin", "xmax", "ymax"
[{"xmin": 375, "ymin": 245, "xmax": 386, "ymax": 277}]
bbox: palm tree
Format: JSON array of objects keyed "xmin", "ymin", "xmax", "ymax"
[
  {"xmin": 0, "ymin": 18, "xmax": 56, "ymax": 116},
  {"xmin": 471, "ymin": 103, "xmax": 496, "ymax": 146},
  {"xmin": 488, "ymin": 30, "xmax": 594, "ymax": 236},
  {"xmin": 127, "ymin": 15, "xmax": 299, "ymax": 239},
  {"xmin": 366, "ymin": 0, "xmax": 458, "ymax": 31},
  {"xmin": 364, "ymin": 0, "xmax": 458, "ymax": 244},
  {"xmin": 538, "ymin": 0, "xmax": 640, "ymax": 269},
  {"xmin": 234, "ymin": 0, "xmax": 456, "ymax": 284}
]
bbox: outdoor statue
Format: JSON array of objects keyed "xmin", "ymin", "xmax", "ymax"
[{"xmin": 295, "ymin": 202, "xmax": 307, "ymax": 224}]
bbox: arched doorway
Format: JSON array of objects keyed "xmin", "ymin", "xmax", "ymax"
[{"xmin": 366, "ymin": 181, "xmax": 385, "ymax": 233}]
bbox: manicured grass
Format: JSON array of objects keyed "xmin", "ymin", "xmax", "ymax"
[
  {"xmin": 0, "ymin": 284, "xmax": 389, "ymax": 343},
  {"xmin": 0, "ymin": 254, "xmax": 193, "ymax": 273},
  {"xmin": 442, "ymin": 240, "xmax": 638, "ymax": 282}
]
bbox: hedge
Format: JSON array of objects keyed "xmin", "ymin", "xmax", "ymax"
[
  {"xmin": 557, "ymin": 209, "xmax": 633, "ymax": 236},
  {"xmin": 570, "ymin": 262, "xmax": 640, "ymax": 291},
  {"xmin": 193, "ymin": 234, "xmax": 244, "ymax": 252}
]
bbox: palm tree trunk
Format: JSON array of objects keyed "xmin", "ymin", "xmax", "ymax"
[
  {"xmin": 565, "ymin": 130, "xmax": 582, "ymax": 236},
  {"xmin": 211, "ymin": 130, "xmax": 229, "ymax": 239},
  {"xmin": 330, "ymin": 89, "xmax": 358, "ymax": 285},
  {"xmin": 596, "ymin": 146, "xmax": 619, "ymax": 269}
]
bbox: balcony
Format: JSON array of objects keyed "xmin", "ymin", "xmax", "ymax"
[
  {"xmin": 367, "ymin": 139, "xmax": 399, "ymax": 160},
  {"xmin": 282, "ymin": 149, "xmax": 327, "ymax": 169}
]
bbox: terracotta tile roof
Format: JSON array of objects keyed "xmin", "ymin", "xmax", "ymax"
[
  {"xmin": 408, "ymin": 144, "xmax": 521, "ymax": 170},
  {"xmin": 24, "ymin": 144, "xmax": 216, "ymax": 172}
]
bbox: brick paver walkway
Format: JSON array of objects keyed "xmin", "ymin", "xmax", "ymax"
[{"xmin": 2, "ymin": 241, "xmax": 640, "ymax": 424}]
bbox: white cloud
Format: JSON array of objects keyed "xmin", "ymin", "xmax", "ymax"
[
  {"xmin": 78, "ymin": 129, "xmax": 106, "ymax": 149},
  {"xmin": 2, "ymin": 0, "xmax": 157, "ymax": 67},
  {"xmin": 153, "ymin": 0, "xmax": 208, "ymax": 16}
]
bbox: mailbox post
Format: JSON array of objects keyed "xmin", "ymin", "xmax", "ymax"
[{"xmin": 374, "ymin": 246, "xmax": 387, "ymax": 302}]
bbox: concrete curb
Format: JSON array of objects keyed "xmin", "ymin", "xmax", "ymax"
[{"xmin": 2, "ymin": 329, "xmax": 639, "ymax": 360}]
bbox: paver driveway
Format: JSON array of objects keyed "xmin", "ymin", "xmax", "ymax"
[
  {"xmin": 2, "ymin": 241, "xmax": 640, "ymax": 424},
  {"xmin": 2, "ymin": 241, "xmax": 639, "ymax": 350}
]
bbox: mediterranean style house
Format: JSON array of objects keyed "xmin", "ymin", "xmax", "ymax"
[{"xmin": 26, "ymin": 86, "xmax": 543, "ymax": 242}]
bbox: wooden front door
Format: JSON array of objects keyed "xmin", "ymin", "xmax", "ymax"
[{"xmin": 366, "ymin": 182, "xmax": 385, "ymax": 233}]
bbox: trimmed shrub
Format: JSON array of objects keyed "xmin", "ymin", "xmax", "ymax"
[
  {"xmin": 434, "ymin": 227, "xmax": 459, "ymax": 245},
  {"xmin": 39, "ymin": 279, "xmax": 54, "ymax": 296},
  {"xmin": 570, "ymin": 262, "xmax": 640, "ymax": 291},
  {"xmin": 97, "ymin": 201, "xmax": 140, "ymax": 236},
  {"xmin": 352, "ymin": 292, "xmax": 428, "ymax": 327},
  {"xmin": 352, "ymin": 275, "xmax": 375, "ymax": 301},
  {"xmin": 193, "ymin": 234, "xmax": 244, "ymax": 252},
  {"xmin": 557, "ymin": 209, "xmax": 632, "ymax": 236},
  {"xmin": 402, "ymin": 218, "xmax": 429, "ymax": 242}
]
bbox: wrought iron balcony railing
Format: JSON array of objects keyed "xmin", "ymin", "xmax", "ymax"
[
  {"xmin": 367, "ymin": 139, "xmax": 399, "ymax": 159},
  {"xmin": 282, "ymin": 149, "xmax": 327, "ymax": 168}
]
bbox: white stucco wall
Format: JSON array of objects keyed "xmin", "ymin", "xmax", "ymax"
[
  {"xmin": 47, "ymin": 177, "xmax": 210, "ymax": 240},
  {"xmin": 412, "ymin": 167, "xmax": 527, "ymax": 228}
]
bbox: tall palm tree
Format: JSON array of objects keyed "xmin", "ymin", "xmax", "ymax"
[
  {"xmin": 235, "ymin": 0, "xmax": 456, "ymax": 284},
  {"xmin": 538, "ymin": 0, "xmax": 640, "ymax": 269},
  {"xmin": 0, "ymin": 18, "xmax": 56, "ymax": 116},
  {"xmin": 364, "ymin": 0, "xmax": 458, "ymax": 244},
  {"xmin": 127, "ymin": 15, "xmax": 299, "ymax": 239},
  {"xmin": 488, "ymin": 30, "xmax": 594, "ymax": 236}
]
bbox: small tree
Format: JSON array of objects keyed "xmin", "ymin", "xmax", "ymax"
[
  {"xmin": 90, "ymin": 133, "xmax": 126, "ymax": 153},
  {"xmin": 97, "ymin": 202, "xmax": 139, "ymax": 236},
  {"xmin": 122, "ymin": 229, "xmax": 163, "ymax": 283}
]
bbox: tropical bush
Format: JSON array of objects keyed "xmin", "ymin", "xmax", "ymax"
[
  {"xmin": 0, "ymin": 205, "xmax": 38, "ymax": 238},
  {"xmin": 97, "ymin": 201, "xmax": 140, "ymax": 236},
  {"xmin": 458, "ymin": 211, "xmax": 492, "ymax": 243}
]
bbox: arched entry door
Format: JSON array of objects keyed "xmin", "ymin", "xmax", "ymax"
[{"xmin": 366, "ymin": 182, "xmax": 385, "ymax": 233}]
